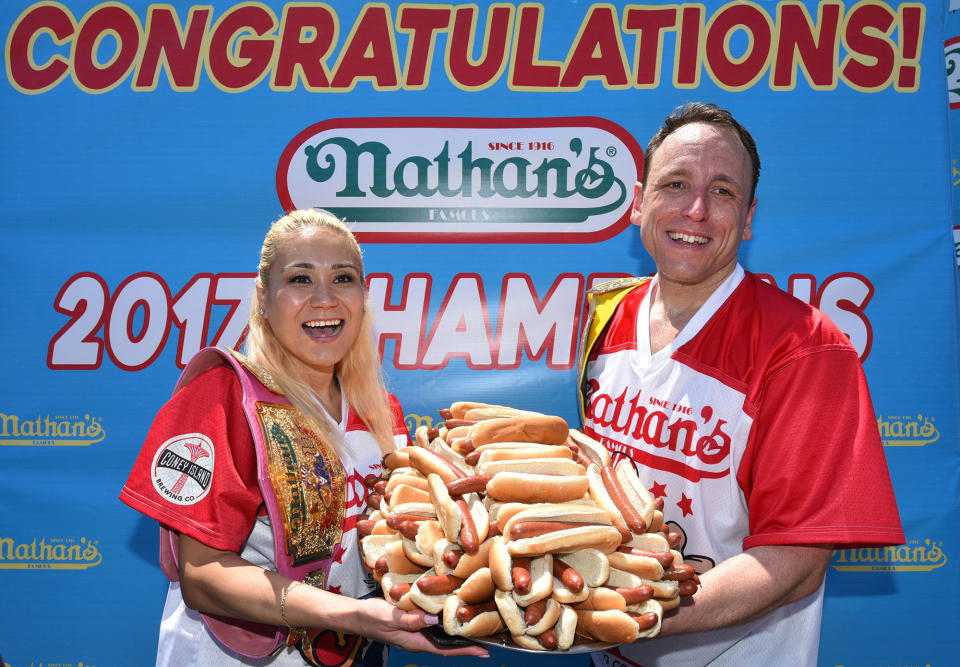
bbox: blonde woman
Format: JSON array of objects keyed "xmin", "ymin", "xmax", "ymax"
[{"xmin": 121, "ymin": 210, "xmax": 488, "ymax": 665}]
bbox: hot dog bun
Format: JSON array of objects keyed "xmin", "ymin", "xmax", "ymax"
[
  {"xmin": 502, "ymin": 503, "xmax": 622, "ymax": 556},
  {"xmin": 606, "ymin": 550, "xmax": 664, "ymax": 580},
  {"xmin": 575, "ymin": 608, "xmax": 643, "ymax": 644},
  {"xmin": 511, "ymin": 554, "xmax": 553, "ymax": 606},
  {"xmin": 485, "ymin": 471, "xmax": 590, "ymax": 504},
  {"xmin": 381, "ymin": 572, "xmax": 420, "ymax": 610},
  {"xmin": 470, "ymin": 414, "xmax": 569, "ymax": 448},
  {"xmin": 432, "ymin": 537, "xmax": 493, "ymax": 578},
  {"xmin": 567, "ymin": 430, "xmax": 612, "ymax": 467},
  {"xmin": 457, "ymin": 566, "xmax": 496, "ymax": 604},
  {"xmin": 407, "ymin": 569, "xmax": 462, "ymax": 614},
  {"xmin": 442, "ymin": 594, "xmax": 505, "ymax": 637}
]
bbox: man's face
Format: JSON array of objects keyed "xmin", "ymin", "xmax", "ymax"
[{"xmin": 632, "ymin": 122, "xmax": 756, "ymax": 293}]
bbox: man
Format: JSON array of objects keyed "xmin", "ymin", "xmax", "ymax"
[{"xmin": 578, "ymin": 102, "xmax": 903, "ymax": 666}]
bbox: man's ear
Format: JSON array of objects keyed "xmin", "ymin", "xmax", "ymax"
[
  {"xmin": 630, "ymin": 182, "xmax": 643, "ymax": 226},
  {"xmin": 742, "ymin": 197, "xmax": 757, "ymax": 240}
]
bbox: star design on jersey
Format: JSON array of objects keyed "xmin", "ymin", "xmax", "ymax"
[
  {"xmin": 677, "ymin": 493, "xmax": 694, "ymax": 517},
  {"xmin": 650, "ymin": 481, "xmax": 667, "ymax": 499},
  {"xmin": 331, "ymin": 543, "xmax": 346, "ymax": 565},
  {"xmin": 328, "ymin": 584, "xmax": 342, "ymax": 595}
]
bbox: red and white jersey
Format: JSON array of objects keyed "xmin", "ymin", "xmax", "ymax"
[
  {"xmin": 583, "ymin": 266, "xmax": 903, "ymax": 667},
  {"xmin": 120, "ymin": 365, "xmax": 410, "ymax": 665}
]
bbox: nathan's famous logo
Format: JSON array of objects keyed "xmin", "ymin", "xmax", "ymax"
[
  {"xmin": 877, "ymin": 413, "xmax": 939, "ymax": 446},
  {"xmin": 0, "ymin": 536, "xmax": 102, "ymax": 570},
  {"xmin": 277, "ymin": 117, "xmax": 642, "ymax": 243},
  {"xmin": 831, "ymin": 538, "xmax": 947, "ymax": 573},
  {"xmin": 583, "ymin": 380, "xmax": 733, "ymax": 483},
  {"xmin": 0, "ymin": 412, "xmax": 104, "ymax": 446},
  {"xmin": 404, "ymin": 412, "xmax": 436, "ymax": 438},
  {"xmin": 947, "ymin": 37, "xmax": 960, "ymax": 109}
]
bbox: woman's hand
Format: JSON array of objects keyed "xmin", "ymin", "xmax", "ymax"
[
  {"xmin": 351, "ymin": 597, "xmax": 489, "ymax": 657},
  {"xmin": 177, "ymin": 534, "xmax": 488, "ymax": 657}
]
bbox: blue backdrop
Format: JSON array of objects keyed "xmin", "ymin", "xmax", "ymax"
[{"xmin": 1, "ymin": 1, "xmax": 957, "ymax": 665}]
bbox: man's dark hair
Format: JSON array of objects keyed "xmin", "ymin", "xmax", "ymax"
[{"xmin": 643, "ymin": 102, "xmax": 761, "ymax": 202}]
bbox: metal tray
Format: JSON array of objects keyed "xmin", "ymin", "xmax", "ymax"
[{"xmin": 422, "ymin": 626, "xmax": 615, "ymax": 654}]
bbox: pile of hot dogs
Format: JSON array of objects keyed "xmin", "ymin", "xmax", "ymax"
[{"xmin": 358, "ymin": 402, "xmax": 700, "ymax": 651}]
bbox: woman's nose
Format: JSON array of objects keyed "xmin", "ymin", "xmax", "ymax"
[{"xmin": 310, "ymin": 282, "xmax": 336, "ymax": 306}]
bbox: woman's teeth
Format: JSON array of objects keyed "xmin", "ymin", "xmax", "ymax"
[{"xmin": 303, "ymin": 319, "xmax": 343, "ymax": 336}]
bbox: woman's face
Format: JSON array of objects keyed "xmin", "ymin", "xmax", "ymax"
[{"xmin": 258, "ymin": 227, "xmax": 365, "ymax": 389}]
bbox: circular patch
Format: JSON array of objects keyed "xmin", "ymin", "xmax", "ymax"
[{"xmin": 150, "ymin": 432, "xmax": 215, "ymax": 506}]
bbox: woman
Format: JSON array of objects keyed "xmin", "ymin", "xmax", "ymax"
[{"xmin": 120, "ymin": 210, "xmax": 488, "ymax": 665}]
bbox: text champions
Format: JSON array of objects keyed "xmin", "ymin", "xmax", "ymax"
[{"xmin": 7, "ymin": 1, "xmax": 924, "ymax": 95}]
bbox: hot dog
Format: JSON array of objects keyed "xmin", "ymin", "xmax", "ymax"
[
  {"xmin": 432, "ymin": 536, "xmax": 493, "ymax": 579},
  {"xmin": 406, "ymin": 569, "xmax": 462, "ymax": 614},
  {"xmin": 386, "ymin": 483, "xmax": 431, "ymax": 507},
  {"xmin": 382, "ymin": 446, "xmax": 418, "ymax": 471},
  {"xmin": 511, "ymin": 605, "xmax": 578, "ymax": 651},
  {"xmin": 575, "ymin": 599, "xmax": 663, "ymax": 644},
  {"xmin": 470, "ymin": 414, "xmax": 570, "ymax": 448},
  {"xmin": 489, "ymin": 536, "xmax": 554, "ymax": 604},
  {"xmin": 456, "ymin": 566, "xmax": 496, "ymax": 604},
  {"xmin": 493, "ymin": 588, "xmax": 561, "ymax": 639},
  {"xmin": 399, "ymin": 519, "xmax": 444, "ymax": 568},
  {"xmin": 408, "ymin": 446, "xmax": 468, "ymax": 484},
  {"xmin": 440, "ymin": 594, "xmax": 503, "ymax": 637},
  {"xmin": 501, "ymin": 503, "xmax": 623, "ymax": 556},
  {"xmin": 566, "ymin": 430, "xmax": 612, "ymax": 467},
  {"xmin": 441, "ymin": 594, "xmax": 506, "ymax": 637},
  {"xmin": 426, "ymin": 473, "xmax": 489, "ymax": 554},
  {"xmin": 360, "ymin": 534, "xmax": 399, "ymax": 575},
  {"xmin": 381, "ymin": 572, "xmax": 420, "ymax": 610},
  {"xmin": 607, "ymin": 550, "xmax": 665, "ymax": 580},
  {"xmin": 446, "ymin": 474, "xmax": 494, "ymax": 496}
]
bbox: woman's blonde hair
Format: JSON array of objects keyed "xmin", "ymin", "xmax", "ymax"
[{"xmin": 243, "ymin": 209, "xmax": 397, "ymax": 455}]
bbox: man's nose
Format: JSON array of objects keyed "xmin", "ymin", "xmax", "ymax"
[{"xmin": 684, "ymin": 191, "xmax": 708, "ymax": 221}]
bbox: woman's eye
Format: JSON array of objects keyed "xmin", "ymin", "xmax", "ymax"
[
  {"xmin": 289, "ymin": 274, "xmax": 311, "ymax": 284},
  {"xmin": 333, "ymin": 272, "xmax": 355, "ymax": 284}
]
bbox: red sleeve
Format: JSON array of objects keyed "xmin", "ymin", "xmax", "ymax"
[
  {"xmin": 119, "ymin": 365, "xmax": 263, "ymax": 552},
  {"xmin": 738, "ymin": 345, "xmax": 904, "ymax": 549},
  {"xmin": 388, "ymin": 393, "xmax": 413, "ymax": 445}
]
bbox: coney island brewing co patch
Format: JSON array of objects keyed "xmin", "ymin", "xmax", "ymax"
[{"xmin": 151, "ymin": 433, "xmax": 215, "ymax": 506}]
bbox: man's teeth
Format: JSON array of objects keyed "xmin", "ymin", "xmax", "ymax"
[
  {"xmin": 669, "ymin": 232, "xmax": 708, "ymax": 244},
  {"xmin": 304, "ymin": 319, "xmax": 342, "ymax": 328}
]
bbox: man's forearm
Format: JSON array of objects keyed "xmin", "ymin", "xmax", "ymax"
[{"xmin": 658, "ymin": 544, "xmax": 834, "ymax": 637}]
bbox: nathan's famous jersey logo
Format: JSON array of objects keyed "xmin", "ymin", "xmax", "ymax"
[
  {"xmin": 877, "ymin": 413, "xmax": 939, "ymax": 446},
  {"xmin": 583, "ymin": 379, "xmax": 734, "ymax": 482},
  {"xmin": 0, "ymin": 412, "xmax": 104, "ymax": 446},
  {"xmin": 831, "ymin": 538, "xmax": 947, "ymax": 573},
  {"xmin": 0, "ymin": 536, "xmax": 102, "ymax": 570},
  {"xmin": 277, "ymin": 117, "xmax": 642, "ymax": 243}
]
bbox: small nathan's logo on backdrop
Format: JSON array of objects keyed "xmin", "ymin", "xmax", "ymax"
[
  {"xmin": 831, "ymin": 538, "xmax": 947, "ymax": 573},
  {"xmin": 877, "ymin": 414, "xmax": 939, "ymax": 446},
  {"xmin": 151, "ymin": 433, "xmax": 215, "ymax": 505},
  {"xmin": 0, "ymin": 536, "xmax": 102, "ymax": 570},
  {"xmin": 277, "ymin": 117, "xmax": 643, "ymax": 243},
  {"xmin": 0, "ymin": 412, "xmax": 104, "ymax": 446}
]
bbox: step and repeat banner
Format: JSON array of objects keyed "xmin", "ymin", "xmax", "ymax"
[{"xmin": 1, "ymin": 1, "xmax": 958, "ymax": 665}]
